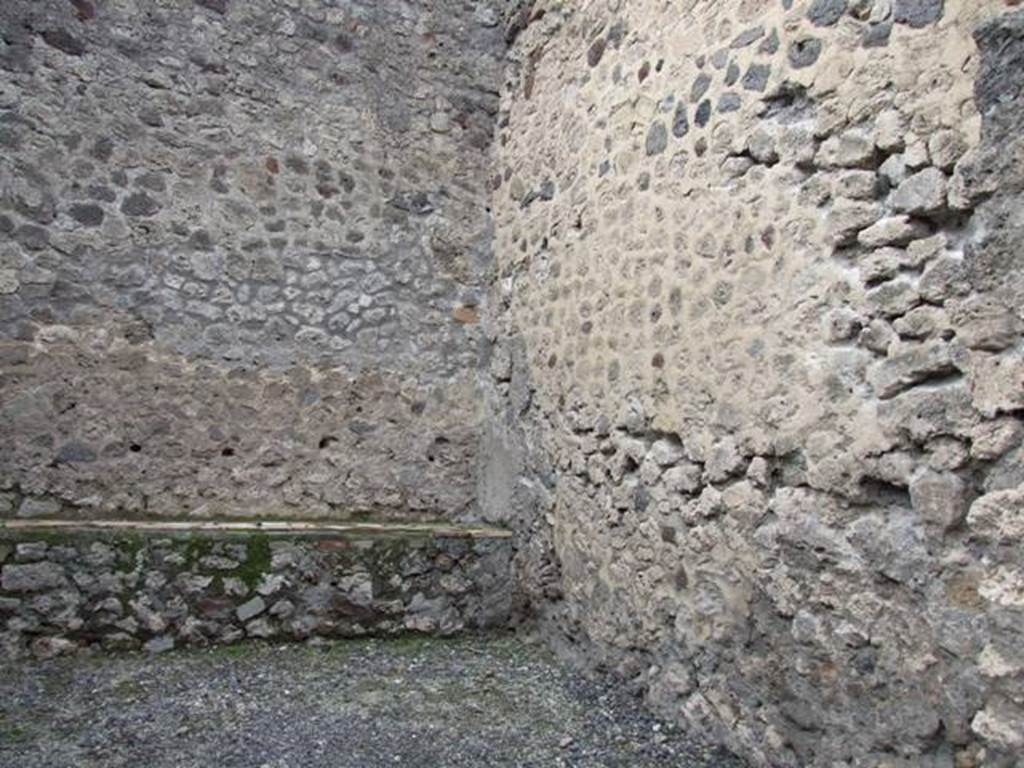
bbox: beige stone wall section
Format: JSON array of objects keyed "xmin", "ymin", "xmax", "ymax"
[{"xmin": 491, "ymin": 1, "xmax": 1024, "ymax": 766}]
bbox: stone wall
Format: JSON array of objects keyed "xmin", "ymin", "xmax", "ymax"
[
  {"xmin": 0, "ymin": 523, "xmax": 513, "ymax": 660},
  {"xmin": 0, "ymin": 0, "xmax": 505, "ymax": 520},
  {"xmin": 5, "ymin": 0, "xmax": 1024, "ymax": 764},
  {"xmin": 489, "ymin": 1, "xmax": 1024, "ymax": 766}
]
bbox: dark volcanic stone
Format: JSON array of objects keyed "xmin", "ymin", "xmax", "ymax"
[
  {"xmin": 68, "ymin": 203, "xmax": 105, "ymax": 227},
  {"xmin": 56, "ymin": 442, "xmax": 97, "ymax": 463},
  {"xmin": 646, "ymin": 121, "xmax": 668, "ymax": 156},
  {"xmin": 91, "ymin": 137, "xmax": 114, "ymax": 162},
  {"xmin": 962, "ymin": 10, "xmax": 1024, "ymax": 302},
  {"xmin": 690, "ymin": 72, "xmax": 712, "ymax": 102},
  {"xmin": 587, "ymin": 38, "xmax": 606, "ymax": 68},
  {"xmin": 695, "ymin": 100, "xmax": 712, "ymax": 127},
  {"xmin": 789, "ymin": 38, "xmax": 823, "ymax": 69},
  {"xmin": 389, "ymin": 191, "xmax": 433, "ymax": 215},
  {"xmin": 759, "ymin": 29, "xmax": 780, "ymax": 55},
  {"xmin": 725, "ymin": 62, "xmax": 740, "ymax": 86},
  {"xmin": 70, "ymin": 0, "xmax": 96, "ymax": 21},
  {"xmin": 135, "ymin": 172, "xmax": 166, "ymax": 193},
  {"xmin": 862, "ymin": 22, "xmax": 893, "ymax": 48},
  {"xmin": 334, "ymin": 33, "xmax": 354, "ymax": 53},
  {"xmin": 41, "ymin": 29, "xmax": 86, "ymax": 57},
  {"xmin": 974, "ymin": 9, "xmax": 1024, "ymax": 123},
  {"xmin": 718, "ymin": 92, "xmax": 741, "ymax": 113},
  {"xmin": 742, "ymin": 63, "xmax": 770, "ymax": 92},
  {"xmin": 195, "ymin": 0, "xmax": 229, "ymax": 14},
  {"xmin": 893, "ymin": 0, "xmax": 944, "ymax": 28},
  {"xmin": 189, "ymin": 230, "xmax": 214, "ymax": 250},
  {"xmin": 807, "ymin": 0, "xmax": 847, "ymax": 27},
  {"xmin": 731, "ymin": 26, "xmax": 765, "ymax": 48},
  {"xmin": 15, "ymin": 224, "xmax": 49, "ymax": 251},
  {"xmin": 88, "ymin": 185, "xmax": 117, "ymax": 203},
  {"xmin": 120, "ymin": 192, "xmax": 161, "ymax": 217},
  {"xmin": 606, "ymin": 20, "xmax": 627, "ymax": 49},
  {"xmin": 139, "ymin": 108, "xmax": 164, "ymax": 128},
  {"xmin": 672, "ymin": 103, "xmax": 689, "ymax": 138}
]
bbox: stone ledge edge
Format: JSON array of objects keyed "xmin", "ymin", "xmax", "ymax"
[{"xmin": 0, "ymin": 519, "xmax": 513, "ymax": 540}]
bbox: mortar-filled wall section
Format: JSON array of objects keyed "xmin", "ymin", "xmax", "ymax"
[
  {"xmin": 489, "ymin": 1, "xmax": 1024, "ymax": 766},
  {"xmin": 0, "ymin": 0, "xmax": 506, "ymax": 520},
  {"xmin": 0, "ymin": 527, "xmax": 514, "ymax": 660}
]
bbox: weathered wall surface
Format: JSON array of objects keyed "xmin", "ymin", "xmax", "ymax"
[
  {"xmin": 6, "ymin": 0, "xmax": 1024, "ymax": 763},
  {"xmin": 0, "ymin": 526, "xmax": 513, "ymax": 660},
  {"xmin": 0, "ymin": 0, "xmax": 505, "ymax": 520},
  {"xmin": 490, "ymin": 1, "xmax": 1024, "ymax": 766}
]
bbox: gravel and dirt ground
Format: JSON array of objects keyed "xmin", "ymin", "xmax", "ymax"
[{"xmin": 0, "ymin": 634, "xmax": 747, "ymax": 768}]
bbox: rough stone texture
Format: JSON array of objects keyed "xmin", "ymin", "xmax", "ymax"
[
  {"xmin": 807, "ymin": 0, "xmax": 848, "ymax": 28},
  {"xmin": 891, "ymin": 167, "xmax": 948, "ymax": 215},
  {"xmin": 3, "ymin": 2, "xmax": 1024, "ymax": 767},
  {"xmin": 490, "ymin": 3, "xmax": 1024, "ymax": 767},
  {"xmin": 893, "ymin": 0, "xmax": 946, "ymax": 29},
  {"xmin": 0, "ymin": 0, "xmax": 504, "ymax": 520},
  {"xmin": 0, "ymin": 528, "xmax": 513, "ymax": 660}
]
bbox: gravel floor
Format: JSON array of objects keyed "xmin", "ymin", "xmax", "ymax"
[{"xmin": 0, "ymin": 634, "xmax": 747, "ymax": 768}]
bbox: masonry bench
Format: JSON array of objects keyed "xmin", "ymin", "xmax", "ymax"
[{"xmin": 0, "ymin": 519, "xmax": 514, "ymax": 660}]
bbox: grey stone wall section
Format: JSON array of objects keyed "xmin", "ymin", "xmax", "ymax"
[
  {"xmin": 0, "ymin": 529, "xmax": 513, "ymax": 660},
  {"xmin": 0, "ymin": 0, "xmax": 504, "ymax": 520},
  {"xmin": 950, "ymin": 11, "xmax": 1024, "ymax": 762}
]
